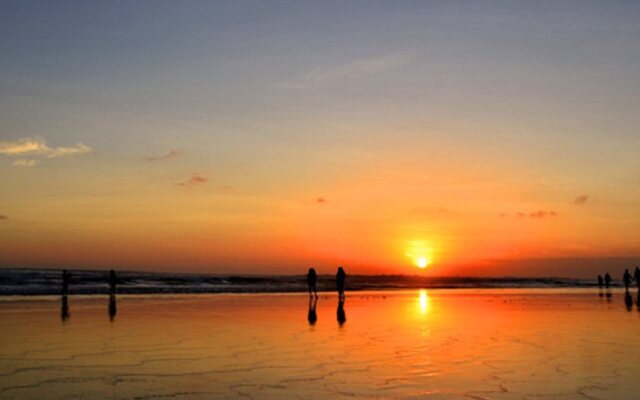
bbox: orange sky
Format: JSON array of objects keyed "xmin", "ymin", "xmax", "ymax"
[{"xmin": 1, "ymin": 3, "xmax": 640, "ymax": 277}]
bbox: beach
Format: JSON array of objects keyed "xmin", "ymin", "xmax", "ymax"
[{"xmin": 1, "ymin": 289, "xmax": 639, "ymax": 399}]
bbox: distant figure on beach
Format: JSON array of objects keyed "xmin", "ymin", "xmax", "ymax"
[
  {"xmin": 109, "ymin": 269, "xmax": 117, "ymax": 295},
  {"xmin": 337, "ymin": 297, "xmax": 346, "ymax": 326},
  {"xmin": 336, "ymin": 267, "xmax": 346, "ymax": 300},
  {"xmin": 634, "ymin": 267, "xmax": 640, "ymax": 290},
  {"xmin": 62, "ymin": 269, "xmax": 71, "ymax": 295},
  {"xmin": 307, "ymin": 268, "xmax": 318, "ymax": 298},
  {"xmin": 604, "ymin": 273, "xmax": 612, "ymax": 289},
  {"xmin": 307, "ymin": 296, "xmax": 317, "ymax": 325},
  {"xmin": 597, "ymin": 275, "xmax": 604, "ymax": 289},
  {"xmin": 623, "ymin": 269, "xmax": 632, "ymax": 291}
]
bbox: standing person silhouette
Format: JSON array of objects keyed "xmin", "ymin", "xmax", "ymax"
[
  {"xmin": 604, "ymin": 272, "xmax": 612, "ymax": 289},
  {"xmin": 108, "ymin": 269, "xmax": 117, "ymax": 321},
  {"xmin": 623, "ymin": 269, "xmax": 632, "ymax": 291},
  {"xmin": 634, "ymin": 267, "xmax": 640, "ymax": 291},
  {"xmin": 597, "ymin": 275, "xmax": 604, "ymax": 289},
  {"xmin": 109, "ymin": 269, "xmax": 117, "ymax": 295},
  {"xmin": 307, "ymin": 268, "xmax": 318, "ymax": 298},
  {"xmin": 62, "ymin": 270, "xmax": 71, "ymax": 295},
  {"xmin": 336, "ymin": 266, "xmax": 346, "ymax": 301}
]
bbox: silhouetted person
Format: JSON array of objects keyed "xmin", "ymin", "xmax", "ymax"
[
  {"xmin": 307, "ymin": 268, "xmax": 318, "ymax": 298},
  {"xmin": 597, "ymin": 275, "xmax": 604, "ymax": 289},
  {"xmin": 61, "ymin": 295, "xmax": 69, "ymax": 321},
  {"xmin": 109, "ymin": 294, "xmax": 117, "ymax": 321},
  {"xmin": 623, "ymin": 269, "xmax": 632, "ymax": 291},
  {"xmin": 336, "ymin": 266, "xmax": 346, "ymax": 301},
  {"xmin": 604, "ymin": 273, "xmax": 612, "ymax": 289},
  {"xmin": 634, "ymin": 267, "xmax": 640, "ymax": 290},
  {"xmin": 109, "ymin": 269, "xmax": 117, "ymax": 295},
  {"xmin": 307, "ymin": 296, "xmax": 317, "ymax": 325},
  {"xmin": 62, "ymin": 269, "xmax": 71, "ymax": 295},
  {"xmin": 337, "ymin": 297, "xmax": 346, "ymax": 326},
  {"xmin": 625, "ymin": 290, "xmax": 633, "ymax": 311}
]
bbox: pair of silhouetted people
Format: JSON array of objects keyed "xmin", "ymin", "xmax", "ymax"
[
  {"xmin": 306, "ymin": 266, "xmax": 347, "ymax": 299},
  {"xmin": 59, "ymin": 269, "xmax": 118, "ymax": 322},
  {"xmin": 306, "ymin": 266, "xmax": 347, "ymax": 326}
]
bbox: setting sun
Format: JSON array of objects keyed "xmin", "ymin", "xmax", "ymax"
[
  {"xmin": 416, "ymin": 257, "xmax": 430, "ymax": 269},
  {"xmin": 405, "ymin": 240, "xmax": 434, "ymax": 270}
]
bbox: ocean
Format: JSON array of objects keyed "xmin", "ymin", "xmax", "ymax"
[{"xmin": 0, "ymin": 268, "xmax": 597, "ymax": 296}]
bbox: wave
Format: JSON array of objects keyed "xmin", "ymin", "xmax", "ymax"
[{"xmin": 0, "ymin": 268, "xmax": 599, "ymax": 296}]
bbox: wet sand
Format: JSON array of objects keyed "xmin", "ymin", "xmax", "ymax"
[{"xmin": 1, "ymin": 289, "xmax": 639, "ymax": 399}]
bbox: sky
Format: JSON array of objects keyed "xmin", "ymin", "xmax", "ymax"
[{"xmin": 1, "ymin": 1, "xmax": 639, "ymax": 277}]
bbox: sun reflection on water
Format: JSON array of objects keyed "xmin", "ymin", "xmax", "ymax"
[{"xmin": 418, "ymin": 289, "xmax": 430, "ymax": 315}]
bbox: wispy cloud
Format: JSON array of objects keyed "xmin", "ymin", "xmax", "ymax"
[
  {"xmin": 178, "ymin": 174, "xmax": 208, "ymax": 188},
  {"xmin": 503, "ymin": 210, "xmax": 558, "ymax": 219},
  {"xmin": 0, "ymin": 215, "xmax": 7, "ymax": 220},
  {"xmin": 12, "ymin": 159, "xmax": 39, "ymax": 167},
  {"xmin": 145, "ymin": 150, "xmax": 183, "ymax": 162},
  {"xmin": 284, "ymin": 52, "xmax": 414, "ymax": 89},
  {"xmin": 0, "ymin": 137, "xmax": 92, "ymax": 166},
  {"xmin": 316, "ymin": 197, "xmax": 326, "ymax": 204},
  {"xmin": 573, "ymin": 195, "xmax": 589, "ymax": 205},
  {"xmin": 529, "ymin": 210, "xmax": 558, "ymax": 218}
]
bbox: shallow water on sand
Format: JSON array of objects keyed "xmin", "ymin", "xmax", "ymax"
[{"xmin": 1, "ymin": 289, "xmax": 639, "ymax": 399}]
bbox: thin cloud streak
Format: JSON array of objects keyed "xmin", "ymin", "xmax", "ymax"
[
  {"xmin": 12, "ymin": 159, "xmax": 39, "ymax": 167},
  {"xmin": 145, "ymin": 150, "xmax": 183, "ymax": 162},
  {"xmin": 502, "ymin": 210, "xmax": 558, "ymax": 219},
  {"xmin": 284, "ymin": 52, "xmax": 414, "ymax": 89}
]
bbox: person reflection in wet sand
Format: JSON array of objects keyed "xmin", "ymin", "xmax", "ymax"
[
  {"xmin": 61, "ymin": 295, "xmax": 69, "ymax": 321},
  {"xmin": 624, "ymin": 290, "xmax": 633, "ymax": 311},
  {"xmin": 604, "ymin": 272, "xmax": 613, "ymax": 301},
  {"xmin": 108, "ymin": 269, "xmax": 118, "ymax": 321},
  {"xmin": 109, "ymin": 294, "xmax": 117, "ymax": 321},
  {"xmin": 307, "ymin": 296, "xmax": 318, "ymax": 325},
  {"xmin": 307, "ymin": 267, "xmax": 318, "ymax": 299},
  {"xmin": 337, "ymin": 297, "xmax": 346, "ymax": 326},
  {"xmin": 336, "ymin": 266, "xmax": 346, "ymax": 301},
  {"xmin": 597, "ymin": 275, "xmax": 604, "ymax": 298}
]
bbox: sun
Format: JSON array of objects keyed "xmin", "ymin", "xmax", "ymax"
[
  {"xmin": 405, "ymin": 240, "xmax": 435, "ymax": 270},
  {"xmin": 415, "ymin": 256, "xmax": 430, "ymax": 269}
]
